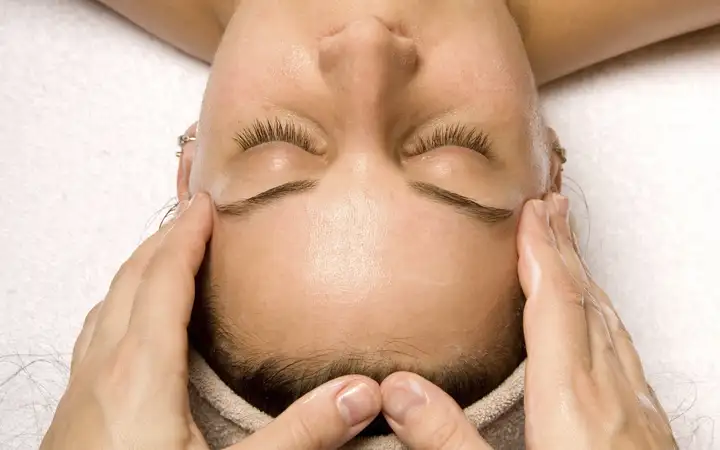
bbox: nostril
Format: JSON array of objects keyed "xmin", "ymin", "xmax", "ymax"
[
  {"xmin": 346, "ymin": 17, "xmax": 394, "ymax": 46},
  {"xmin": 319, "ymin": 16, "xmax": 417, "ymax": 67},
  {"xmin": 323, "ymin": 15, "xmax": 408, "ymax": 40},
  {"xmin": 318, "ymin": 14, "xmax": 419, "ymax": 104},
  {"xmin": 377, "ymin": 17, "xmax": 410, "ymax": 38}
]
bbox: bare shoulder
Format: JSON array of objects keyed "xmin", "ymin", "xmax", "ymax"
[
  {"xmin": 96, "ymin": 0, "xmax": 235, "ymax": 62},
  {"xmin": 508, "ymin": 0, "xmax": 720, "ymax": 84}
]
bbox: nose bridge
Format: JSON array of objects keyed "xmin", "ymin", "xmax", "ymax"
[
  {"xmin": 328, "ymin": 139, "xmax": 399, "ymax": 183},
  {"xmin": 318, "ymin": 16, "xmax": 418, "ymax": 134}
]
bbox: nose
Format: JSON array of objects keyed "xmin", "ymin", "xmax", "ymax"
[{"xmin": 318, "ymin": 16, "xmax": 418, "ymax": 133}]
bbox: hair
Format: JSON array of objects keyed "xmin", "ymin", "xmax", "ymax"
[{"xmin": 188, "ymin": 259, "xmax": 527, "ymax": 436}]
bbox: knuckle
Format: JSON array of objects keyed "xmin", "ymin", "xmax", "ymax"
[
  {"xmin": 92, "ymin": 358, "xmax": 140, "ymax": 408},
  {"xmin": 71, "ymin": 303, "xmax": 105, "ymax": 369},
  {"xmin": 71, "ymin": 333, "xmax": 89, "ymax": 361},
  {"xmin": 589, "ymin": 280, "xmax": 608, "ymax": 299},
  {"xmin": 93, "ymin": 363, "xmax": 126, "ymax": 402},
  {"xmin": 600, "ymin": 340, "xmax": 617, "ymax": 362},
  {"xmin": 614, "ymin": 324, "xmax": 634, "ymax": 344},
  {"xmin": 287, "ymin": 415, "xmax": 325, "ymax": 449},
  {"xmin": 109, "ymin": 259, "xmax": 142, "ymax": 290},
  {"xmin": 571, "ymin": 371, "xmax": 598, "ymax": 400},
  {"xmin": 83, "ymin": 302, "xmax": 103, "ymax": 328},
  {"xmin": 557, "ymin": 278, "xmax": 587, "ymax": 310},
  {"xmin": 96, "ymin": 338, "xmax": 140, "ymax": 388},
  {"xmin": 69, "ymin": 346, "xmax": 84, "ymax": 375},
  {"xmin": 600, "ymin": 302, "xmax": 630, "ymax": 337},
  {"xmin": 428, "ymin": 416, "xmax": 464, "ymax": 450},
  {"xmin": 604, "ymin": 403, "xmax": 632, "ymax": 435},
  {"xmin": 584, "ymin": 295, "xmax": 604, "ymax": 318}
]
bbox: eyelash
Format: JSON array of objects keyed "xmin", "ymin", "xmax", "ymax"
[
  {"xmin": 234, "ymin": 120, "xmax": 491, "ymax": 159},
  {"xmin": 234, "ymin": 119, "xmax": 321, "ymax": 155},
  {"xmin": 407, "ymin": 124, "xmax": 491, "ymax": 158}
]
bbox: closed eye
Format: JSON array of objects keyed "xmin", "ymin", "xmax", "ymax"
[
  {"xmin": 406, "ymin": 124, "xmax": 493, "ymax": 159},
  {"xmin": 234, "ymin": 118, "xmax": 322, "ymax": 155}
]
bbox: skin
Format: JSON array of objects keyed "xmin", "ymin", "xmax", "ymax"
[
  {"xmin": 100, "ymin": 0, "xmax": 720, "ymax": 395},
  {"xmin": 378, "ymin": 196, "xmax": 676, "ymax": 449},
  {"xmin": 44, "ymin": 0, "xmax": 712, "ymax": 447},
  {"xmin": 42, "ymin": 195, "xmax": 676, "ymax": 449},
  {"xmin": 42, "ymin": 195, "xmax": 385, "ymax": 450},
  {"xmin": 97, "ymin": 0, "xmax": 720, "ymax": 84},
  {"xmin": 180, "ymin": 0, "xmax": 557, "ymax": 388},
  {"xmin": 95, "ymin": 3, "xmax": 720, "ymax": 378}
]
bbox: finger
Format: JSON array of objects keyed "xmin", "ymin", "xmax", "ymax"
[
  {"xmin": 547, "ymin": 194, "xmax": 587, "ymax": 283},
  {"xmin": 70, "ymin": 302, "xmax": 103, "ymax": 375},
  {"xmin": 381, "ymin": 372, "xmax": 493, "ymax": 450},
  {"xmin": 177, "ymin": 122, "xmax": 198, "ymax": 204},
  {"xmin": 518, "ymin": 199, "xmax": 591, "ymax": 374},
  {"xmin": 89, "ymin": 219, "xmax": 178, "ymax": 352},
  {"xmin": 228, "ymin": 376, "xmax": 381, "ymax": 450},
  {"xmin": 546, "ymin": 194, "xmax": 617, "ymax": 373},
  {"xmin": 643, "ymin": 384, "xmax": 674, "ymax": 438},
  {"xmin": 127, "ymin": 193, "xmax": 213, "ymax": 349},
  {"xmin": 591, "ymin": 283, "xmax": 650, "ymax": 394},
  {"xmin": 545, "ymin": 195, "xmax": 650, "ymax": 396}
]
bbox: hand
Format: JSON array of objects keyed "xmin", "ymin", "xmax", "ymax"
[
  {"xmin": 518, "ymin": 194, "xmax": 676, "ymax": 449},
  {"xmin": 379, "ymin": 373, "xmax": 495, "ymax": 449},
  {"xmin": 375, "ymin": 194, "xmax": 676, "ymax": 450},
  {"xmin": 42, "ymin": 193, "xmax": 382, "ymax": 450}
]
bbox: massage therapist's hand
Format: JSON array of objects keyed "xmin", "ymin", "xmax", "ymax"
[
  {"xmin": 41, "ymin": 193, "xmax": 382, "ymax": 450},
  {"xmin": 518, "ymin": 194, "xmax": 676, "ymax": 450},
  {"xmin": 375, "ymin": 195, "xmax": 676, "ymax": 450}
]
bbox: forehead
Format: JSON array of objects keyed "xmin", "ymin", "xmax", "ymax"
[
  {"xmin": 211, "ymin": 184, "xmax": 518, "ymax": 292},
  {"xmin": 206, "ymin": 186, "xmax": 521, "ymax": 359}
]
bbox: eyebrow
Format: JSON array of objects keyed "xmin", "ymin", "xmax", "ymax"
[
  {"xmin": 215, "ymin": 180, "xmax": 319, "ymax": 216},
  {"xmin": 215, "ymin": 179, "xmax": 513, "ymax": 224},
  {"xmin": 408, "ymin": 181, "xmax": 514, "ymax": 223}
]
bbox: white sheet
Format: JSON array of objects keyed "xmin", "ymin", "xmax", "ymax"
[{"xmin": 1, "ymin": 1, "xmax": 718, "ymax": 448}]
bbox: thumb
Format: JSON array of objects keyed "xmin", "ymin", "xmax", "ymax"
[
  {"xmin": 226, "ymin": 376, "xmax": 381, "ymax": 450},
  {"xmin": 381, "ymin": 372, "xmax": 494, "ymax": 450}
]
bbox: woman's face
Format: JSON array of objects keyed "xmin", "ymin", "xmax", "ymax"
[{"xmin": 186, "ymin": 0, "xmax": 559, "ymax": 414}]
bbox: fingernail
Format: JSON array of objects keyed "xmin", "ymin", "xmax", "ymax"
[
  {"xmin": 383, "ymin": 378, "xmax": 427, "ymax": 425},
  {"xmin": 336, "ymin": 381, "xmax": 377, "ymax": 426},
  {"xmin": 552, "ymin": 194, "xmax": 569, "ymax": 221}
]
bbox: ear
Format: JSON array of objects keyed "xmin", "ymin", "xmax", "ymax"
[
  {"xmin": 545, "ymin": 126, "xmax": 564, "ymax": 193},
  {"xmin": 176, "ymin": 122, "xmax": 198, "ymax": 203}
]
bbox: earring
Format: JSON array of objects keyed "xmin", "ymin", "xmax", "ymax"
[
  {"xmin": 176, "ymin": 133, "xmax": 197, "ymax": 157},
  {"xmin": 553, "ymin": 141, "xmax": 567, "ymax": 164}
]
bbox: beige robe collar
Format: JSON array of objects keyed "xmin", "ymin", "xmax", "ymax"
[{"xmin": 188, "ymin": 350, "xmax": 526, "ymax": 449}]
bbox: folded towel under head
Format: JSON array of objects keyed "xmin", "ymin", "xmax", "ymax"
[{"xmin": 188, "ymin": 349, "xmax": 527, "ymax": 449}]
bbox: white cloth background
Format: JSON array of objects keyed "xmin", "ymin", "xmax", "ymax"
[{"xmin": 1, "ymin": 1, "xmax": 719, "ymax": 449}]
